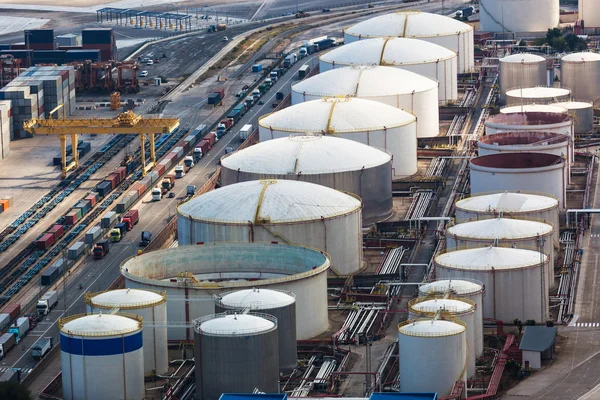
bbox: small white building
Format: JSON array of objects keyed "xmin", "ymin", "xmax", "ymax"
[{"xmin": 519, "ymin": 326, "xmax": 557, "ymax": 369}]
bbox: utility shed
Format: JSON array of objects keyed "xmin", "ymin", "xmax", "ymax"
[{"xmin": 519, "ymin": 326, "xmax": 557, "ymax": 369}]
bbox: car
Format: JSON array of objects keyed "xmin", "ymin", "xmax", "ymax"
[
  {"xmin": 168, "ymin": 192, "xmax": 175, "ymax": 198},
  {"xmin": 322, "ymin": 8, "xmax": 331, "ymax": 12},
  {"xmin": 140, "ymin": 71, "xmax": 148, "ymax": 77},
  {"xmin": 222, "ymin": 36, "xmax": 228, "ymax": 42},
  {"xmin": 146, "ymin": 60, "xmax": 154, "ymax": 65},
  {"xmin": 258, "ymin": 100, "xmax": 264, "ymax": 105}
]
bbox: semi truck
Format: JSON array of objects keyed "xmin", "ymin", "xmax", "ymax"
[
  {"xmin": 92, "ymin": 239, "xmax": 110, "ymax": 259},
  {"xmin": 32, "ymin": 337, "xmax": 53, "ymax": 360},
  {"xmin": 0, "ymin": 333, "xmax": 15, "ymax": 359},
  {"xmin": 110, "ymin": 222, "xmax": 127, "ymax": 242},
  {"xmin": 175, "ymin": 165, "xmax": 185, "ymax": 179},
  {"xmin": 9, "ymin": 317, "xmax": 30, "ymax": 343},
  {"xmin": 152, "ymin": 187, "xmax": 162, "ymax": 201},
  {"xmin": 161, "ymin": 174, "xmax": 175, "ymax": 195},
  {"xmin": 187, "ymin": 185, "xmax": 196, "ymax": 197},
  {"xmin": 139, "ymin": 231, "xmax": 152, "ymax": 247},
  {"xmin": 0, "ymin": 368, "xmax": 20, "ymax": 383},
  {"xmin": 122, "ymin": 209, "xmax": 139, "ymax": 231},
  {"xmin": 36, "ymin": 291, "xmax": 58, "ymax": 316},
  {"xmin": 270, "ymin": 71, "xmax": 278, "ymax": 82},
  {"xmin": 216, "ymin": 118, "xmax": 233, "ymax": 138},
  {"xmin": 184, "ymin": 156, "xmax": 195, "ymax": 170},
  {"xmin": 239, "ymin": 124, "xmax": 253, "ymax": 142},
  {"xmin": 284, "ymin": 53, "xmax": 298, "ymax": 68}
]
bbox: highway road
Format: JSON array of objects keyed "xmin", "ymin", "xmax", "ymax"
[{"xmin": 6, "ymin": 53, "xmax": 318, "ymax": 394}]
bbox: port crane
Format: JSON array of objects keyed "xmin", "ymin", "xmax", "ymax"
[{"xmin": 23, "ymin": 108, "xmax": 179, "ymax": 179}]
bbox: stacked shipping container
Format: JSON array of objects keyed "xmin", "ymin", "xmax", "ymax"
[
  {"xmin": 0, "ymin": 101, "xmax": 11, "ymax": 159},
  {"xmin": 82, "ymin": 28, "xmax": 116, "ymax": 61}
]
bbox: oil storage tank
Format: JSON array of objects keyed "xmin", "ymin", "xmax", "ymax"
[
  {"xmin": 552, "ymin": 101, "xmax": 594, "ymax": 133},
  {"xmin": 469, "ymin": 153, "xmax": 566, "ymax": 208},
  {"xmin": 480, "ymin": 0, "xmax": 559, "ymax": 33},
  {"xmin": 177, "ymin": 180, "xmax": 362, "ymax": 275},
  {"xmin": 291, "ymin": 65, "xmax": 439, "ymax": 138},
  {"xmin": 408, "ymin": 298, "xmax": 478, "ymax": 378},
  {"xmin": 258, "ymin": 97, "xmax": 418, "ymax": 177},
  {"xmin": 561, "ymin": 52, "xmax": 600, "ymax": 102},
  {"xmin": 435, "ymin": 246, "xmax": 549, "ymax": 322},
  {"xmin": 121, "ymin": 242, "xmax": 330, "ymax": 340},
  {"xmin": 579, "ymin": 0, "xmax": 600, "ymax": 29},
  {"xmin": 398, "ymin": 319, "xmax": 467, "ymax": 396},
  {"xmin": 505, "ymin": 87, "xmax": 570, "ymax": 106},
  {"xmin": 445, "ymin": 217, "xmax": 555, "ymax": 290},
  {"xmin": 343, "ymin": 11, "xmax": 474, "ymax": 73},
  {"xmin": 455, "ymin": 191, "xmax": 560, "ymax": 247},
  {"xmin": 319, "ymin": 37, "xmax": 458, "ymax": 103},
  {"xmin": 500, "ymin": 104, "xmax": 567, "ymax": 114},
  {"xmin": 59, "ymin": 313, "xmax": 144, "ymax": 400},
  {"xmin": 194, "ymin": 312, "xmax": 279, "ymax": 400},
  {"xmin": 419, "ymin": 279, "xmax": 484, "ymax": 356},
  {"xmin": 485, "ymin": 112, "xmax": 573, "ymax": 138},
  {"xmin": 499, "ymin": 54, "xmax": 547, "ymax": 99},
  {"xmin": 215, "ymin": 288, "xmax": 297, "ymax": 374},
  {"xmin": 85, "ymin": 289, "xmax": 168, "ymax": 375},
  {"xmin": 221, "ymin": 135, "xmax": 392, "ymax": 226}
]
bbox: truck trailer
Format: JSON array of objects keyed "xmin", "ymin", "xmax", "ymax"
[{"xmin": 37, "ymin": 291, "xmax": 58, "ymax": 316}]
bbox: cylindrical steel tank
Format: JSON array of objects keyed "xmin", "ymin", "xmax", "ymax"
[
  {"xmin": 579, "ymin": 0, "xmax": 600, "ymax": 28},
  {"xmin": 177, "ymin": 180, "xmax": 362, "ymax": 275},
  {"xmin": 215, "ymin": 288, "xmax": 297, "ymax": 374},
  {"xmin": 291, "ymin": 65, "xmax": 439, "ymax": 138},
  {"xmin": 319, "ymin": 37, "xmax": 458, "ymax": 103},
  {"xmin": 500, "ymin": 104, "xmax": 567, "ymax": 114},
  {"xmin": 194, "ymin": 312, "xmax": 279, "ymax": 400},
  {"xmin": 435, "ymin": 246, "xmax": 549, "ymax": 322},
  {"xmin": 485, "ymin": 112, "xmax": 573, "ymax": 137},
  {"xmin": 499, "ymin": 54, "xmax": 547, "ymax": 100},
  {"xmin": 121, "ymin": 242, "xmax": 330, "ymax": 340},
  {"xmin": 480, "ymin": 0, "xmax": 559, "ymax": 32},
  {"xmin": 469, "ymin": 153, "xmax": 566, "ymax": 209},
  {"xmin": 408, "ymin": 298, "xmax": 477, "ymax": 377},
  {"xmin": 343, "ymin": 11, "xmax": 474, "ymax": 73},
  {"xmin": 446, "ymin": 217, "xmax": 555, "ymax": 290},
  {"xmin": 398, "ymin": 319, "xmax": 467, "ymax": 395},
  {"xmin": 477, "ymin": 131, "xmax": 569, "ymax": 159},
  {"xmin": 419, "ymin": 279, "xmax": 484, "ymax": 356},
  {"xmin": 561, "ymin": 52, "xmax": 600, "ymax": 102},
  {"xmin": 258, "ymin": 97, "xmax": 418, "ymax": 178},
  {"xmin": 85, "ymin": 289, "xmax": 168, "ymax": 375},
  {"xmin": 60, "ymin": 313, "xmax": 144, "ymax": 400},
  {"xmin": 505, "ymin": 87, "xmax": 570, "ymax": 106},
  {"xmin": 220, "ymin": 135, "xmax": 392, "ymax": 226},
  {"xmin": 455, "ymin": 191, "xmax": 560, "ymax": 248},
  {"xmin": 552, "ymin": 101, "xmax": 594, "ymax": 133}
]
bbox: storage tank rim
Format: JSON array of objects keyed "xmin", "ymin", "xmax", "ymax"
[
  {"xmin": 59, "ymin": 312, "xmax": 142, "ymax": 337},
  {"xmin": 419, "ymin": 278, "xmax": 484, "ymax": 296},
  {"xmin": 408, "ymin": 297, "xmax": 476, "ymax": 315},
  {"xmin": 398, "ymin": 318, "xmax": 466, "ymax": 337},
  {"xmin": 194, "ymin": 311, "xmax": 278, "ymax": 336},
  {"xmin": 215, "ymin": 288, "xmax": 296, "ymax": 310},
  {"xmin": 85, "ymin": 289, "xmax": 167, "ymax": 309}
]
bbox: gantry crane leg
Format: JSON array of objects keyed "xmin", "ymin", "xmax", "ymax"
[
  {"xmin": 59, "ymin": 134, "xmax": 67, "ymax": 179},
  {"xmin": 139, "ymin": 133, "xmax": 146, "ymax": 177},
  {"xmin": 71, "ymin": 133, "xmax": 79, "ymax": 169}
]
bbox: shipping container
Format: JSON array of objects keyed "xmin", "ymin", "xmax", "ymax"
[
  {"xmin": 204, "ymin": 133, "xmax": 217, "ymax": 146},
  {"xmin": 74, "ymin": 199, "xmax": 91, "ymax": 215},
  {"xmin": 105, "ymin": 174, "xmax": 119, "ymax": 189},
  {"xmin": 65, "ymin": 211, "xmax": 79, "ymax": 225},
  {"xmin": 3, "ymin": 304, "xmax": 20, "ymax": 322},
  {"xmin": 252, "ymin": 64, "xmax": 263, "ymax": 72},
  {"xmin": 27, "ymin": 29, "xmax": 54, "ymax": 44},
  {"xmin": 115, "ymin": 166, "xmax": 127, "ymax": 182},
  {"xmin": 48, "ymin": 224, "xmax": 64, "ymax": 239},
  {"xmin": 207, "ymin": 92, "xmax": 222, "ymax": 105},
  {"xmin": 84, "ymin": 194, "xmax": 97, "ymax": 207},
  {"xmin": 101, "ymin": 211, "xmax": 117, "ymax": 229},
  {"xmin": 82, "ymin": 28, "xmax": 114, "ymax": 45},
  {"xmin": 155, "ymin": 164, "xmax": 166, "ymax": 176},
  {"xmin": 67, "ymin": 241, "xmax": 86, "ymax": 260},
  {"xmin": 131, "ymin": 182, "xmax": 146, "ymax": 197},
  {"xmin": 96, "ymin": 181, "xmax": 112, "ymax": 197},
  {"xmin": 36, "ymin": 233, "xmax": 55, "ymax": 250},
  {"xmin": 84, "ymin": 226, "xmax": 101, "ymax": 244}
]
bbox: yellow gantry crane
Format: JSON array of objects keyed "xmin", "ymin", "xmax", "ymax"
[{"xmin": 23, "ymin": 109, "xmax": 179, "ymax": 179}]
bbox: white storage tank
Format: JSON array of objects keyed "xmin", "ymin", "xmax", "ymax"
[
  {"xmin": 194, "ymin": 312, "xmax": 279, "ymax": 400},
  {"xmin": 505, "ymin": 87, "xmax": 570, "ymax": 106},
  {"xmin": 446, "ymin": 216, "xmax": 555, "ymax": 290},
  {"xmin": 177, "ymin": 180, "xmax": 362, "ymax": 275},
  {"xmin": 121, "ymin": 242, "xmax": 330, "ymax": 340},
  {"xmin": 470, "ymin": 152, "xmax": 566, "ymax": 208},
  {"xmin": 85, "ymin": 289, "xmax": 168, "ymax": 376},
  {"xmin": 60, "ymin": 313, "xmax": 144, "ymax": 400},
  {"xmin": 561, "ymin": 52, "xmax": 600, "ymax": 102},
  {"xmin": 552, "ymin": 101, "xmax": 594, "ymax": 133},
  {"xmin": 455, "ymin": 191, "xmax": 560, "ymax": 247},
  {"xmin": 480, "ymin": 0, "xmax": 559, "ymax": 33},
  {"xmin": 221, "ymin": 135, "xmax": 392, "ymax": 226},
  {"xmin": 343, "ymin": 11, "xmax": 474, "ymax": 73},
  {"xmin": 500, "ymin": 104, "xmax": 567, "ymax": 114},
  {"xmin": 579, "ymin": 0, "xmax": 600, "ymax": 29},
  {"xmin": 398, "ymin": 319, "xmax": 467, "ymax": 395},
  {"xmin": 258, "ymin": 97, "xmax": 418, "ymax": 177},
  {"xmin": 419, "ymin": 279, "xmax": 484, "ymax": 356},
  {"xmin": 215, "ymin": 288, "xmax": 297, "ymax": 373},
  {"xmin": 499, "ymin": 54, "xmax": 547, "ymax": 99},
  {"xmin": 485, "ymin": 112, "xmax": 573, "ymax": 137},
  {"xmin": 291, "ymin": 65, "xmax": 439, "ymax": 138},
  {"xmin": 319, "ymin": 37, "xmax": 458, "ymax": 103},
  {"xmin": 408, "ymin": 298, "xmax": 478, "ymax": 378},
  {"xmin": 435, "ymin": 246, "xmax": 549, "ymax": 322}
]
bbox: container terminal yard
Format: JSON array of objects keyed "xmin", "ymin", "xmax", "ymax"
[{"xmin": 0, "ymin": 0, "xmax": 600, "ymax": 399}]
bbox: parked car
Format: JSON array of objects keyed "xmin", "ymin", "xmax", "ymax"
[
  {"xmin": 258, "ymin": 100, "xmax": 264, "ymax": 105},
  {"xmin": 146, "ymin": 60, "xmax": 154, "ymax": 65},
  {"xmin": 222, "ymin": 36, "xmax": 229, "ymax": 42},
  {"xmin": 140, "ymin": 71, "xmax": 148, "ymax": 77}
]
